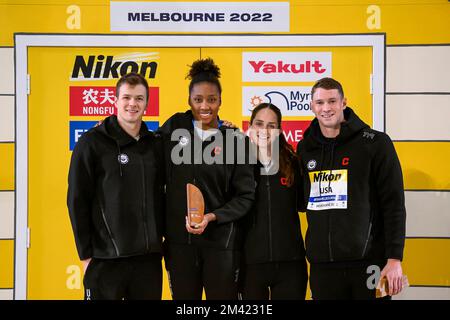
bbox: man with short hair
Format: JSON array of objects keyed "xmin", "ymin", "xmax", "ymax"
[
  {"xmin": 67, "ymin": 72, "xmax": 165, "ymax": 300},
  {"xmin": 297, "ymin": 77, "xmax": 406, "ymax": 300}
]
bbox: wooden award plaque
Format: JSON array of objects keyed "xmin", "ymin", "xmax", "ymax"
[
  {"xmin": 186, "ymin": 183, "xmax": 205, "ymax": 226},
  {"xmin": 376, "ymin": 275, "xmax": 409, "ymax": 298}
]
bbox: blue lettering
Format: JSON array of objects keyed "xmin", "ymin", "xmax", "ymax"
[
  {"xmin": 290, "ymin": 91, "xmax": 300, "ymax": 100},
  {"xmin": 128, "ymin": 12, "xmax": 140, "ymax": 21},
  {"xmin": 289, "ymin": 101, "xmax": 311, "ymax": 111},
  {"xmin": 161, "ymin": 12, "xmax": 170, "ymax": 21},
  {"xmin": 172, "ymin": 13, "xmax": 182, "ymax": 22}
]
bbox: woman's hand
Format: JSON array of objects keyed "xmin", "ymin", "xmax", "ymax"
[
  {"xmin": 222, "ymin": 120, "xmax": 238, "ymax": 129},
  {"xmin": 185, "ymin": 213, "xmax": 217, "ymax": 235}
]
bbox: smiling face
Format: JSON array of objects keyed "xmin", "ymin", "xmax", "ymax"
[
  {"xmin": 249, "ymin": 107, "xmax": 279, "ymax": 148},
  {"xmin": 189, "ymin": 81, "xmax": 221, "ymax": 130},
  {"xmin": 115, "ymin": 83, "xmax": 147, "ymax": 125},
  {"xmin": 311, "ymin": 88, "xmax": 347, "ymax": 137}
]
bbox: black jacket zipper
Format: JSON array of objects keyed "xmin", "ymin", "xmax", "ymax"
[
  {"xmin": 266, "ymin": 176, "xmax": 273, "ymax": 262},
  {"xmin": 361, "ymin": 222, "xmax": 373, "ymax": 258},
  {"xmin": 140, "ymin": 155, "xmax": 150, "ymax": 251},
  {"xmin": 328, "ymin": 215, "xmax": 334, "ymax": 262},
  {"xmin": 100, "ymin": 204, "xmax": 120, "ymax": 256},
  {"xmin": 225, "ymin": 222, "xmax": 234, "ymax": 249}
]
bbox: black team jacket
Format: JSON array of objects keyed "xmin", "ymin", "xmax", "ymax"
[
  {"xmin": 67, "ymin": 115, "xmax": 165, "ymax": 260},
  {"xmin": 158, "ymin": 110, "xmax": 255, "ymax": 250},
  {"xmin": 243, "ymin": 160, "xmax": 306, "ymax": 264},
  {"xmin": 296, "ymin": 107, "xmax": 406, "ymax": 265}
]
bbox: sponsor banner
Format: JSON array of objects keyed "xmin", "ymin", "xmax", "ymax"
[
  {"xmin": 70, "ymin": 52, "xmax": 159, "ymax": 81},
  {"xmin": 242, "ymin": 86, "xmax": 314, "ymax": 116},
  {"xmin": 243, "ymin": 120, "xmax": 311, "ymax": 150},
  {"xmin": 110, "ymin": 1, "xmax": 289, "ymax": 32},
  {"xmin": 69, "ymin": 86, "xmax": 159, "ymax": 116},
  {"xmin": 242, "ymin": 52, "xmax": 332, "ymax": 82},
  {"xmin": 69, "ymin": 120, "xmax": 159, "ymax": 150},
  {"xmin": 69, "ymin": 121, "xmax": 98, "ymax": 151},
  {"xmin": 307, "ymin": 169, "xmax": 348, "ymax": 210}
]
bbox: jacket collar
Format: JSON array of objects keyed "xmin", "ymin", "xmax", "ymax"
[{"xmin": 100, "ymin": 115, "xmax": 151, "ymax": 147}]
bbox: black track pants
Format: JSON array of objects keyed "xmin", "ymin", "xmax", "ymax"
[
  {"xmin": 164, "ymin": 243, "xmax": 240, "ymax": 300},
  {"xmin": 309, "ymin": 262, "xmax": 391, "ymax": 300},
  {"xmin": 83, "ymin": 253, "xmax": 162, "ymax": 300},
  {"xmin": 240, "ymin": 260, "xmax": 308, "ymax": 300}
]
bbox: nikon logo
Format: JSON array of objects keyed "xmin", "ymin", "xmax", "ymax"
[
  {"xmin": 313, "ymin": 172, "xmax": 342, "ymax": 183},
  {"xmin": 71, "ymin": 54, "xmax": 158, "ymax": 79}
]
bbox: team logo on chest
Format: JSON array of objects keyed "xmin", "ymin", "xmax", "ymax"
[
  {"xmin": 179, "ymin": 136, "xmax": 189, "ymax": 147},
  {"xmin": 118, "ymin": 153, "xmax": 129, "ymax": 164},
  {"xmin": 307, "ymin": 159, "xmax": 317, "ymax": 170}
]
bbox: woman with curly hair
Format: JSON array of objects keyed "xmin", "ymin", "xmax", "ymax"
[{"xmin": 158, "ymin": 58, "xmax": 255, "ymax": 300}]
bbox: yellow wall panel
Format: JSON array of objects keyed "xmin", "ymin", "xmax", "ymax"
[
  {"xmin": 1, "ymin": 1, "xmax": 450, "ymax": 45},
  {"xmin": 0, "ymin": 143, "xmax": 14, "ymax": 190},
  {"xmin": 395, "ymin": 142, "xmax": 450, "ymax": 190},
  {"xmin": 0, "ymin": 240, "xmax": 14, "ymax": 288},
  {"xmin": 403, "ymin": 238, "xmax": 450, "ymax": 287}
]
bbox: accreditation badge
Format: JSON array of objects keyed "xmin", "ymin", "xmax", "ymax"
[{"xmin": 307, "ymin": 169, "xmax": 348, "ymax": 210}]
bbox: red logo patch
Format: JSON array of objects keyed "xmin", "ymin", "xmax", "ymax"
[
  {"xmin": 342, "ymin": 157, "xmax": 349, "ymax": 166},
  {"xmin": 214, "ymin": 146, "xmax": 222, "ymax": 156}
]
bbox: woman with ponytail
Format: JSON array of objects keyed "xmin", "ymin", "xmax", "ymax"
[
  {"xmin": 240, "ymin": 103, "xmax": 308, "ymax": 300},
  {"xmin": 158, "ymin": 58, "xmax": 255, "ymax": 300}
]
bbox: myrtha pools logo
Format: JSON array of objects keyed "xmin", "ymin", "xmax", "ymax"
[{"xmin": 242, "ymin": 86, "xmax": 314, "ymax": 117}]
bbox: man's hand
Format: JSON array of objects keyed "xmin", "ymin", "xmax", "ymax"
[
  {"xmin": 380, "ymin": 259, "xmax": 404, "ymax": 296},
  {"xmin": 186, "ymin": 213, "xmax": 217, "ymax": 235}
]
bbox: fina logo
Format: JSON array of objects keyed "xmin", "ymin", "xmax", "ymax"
[
  {"xmin": 118, "ymin": 153, "xmax": 129, "ymax": 164},
  {"xmin": 307, "ymin": 159, "xmax": 317, "ymax": 170},
  {"xmin": 179, "ymin": 136, "xmax": 189, "ymax": 147},
  {"xmin": 249, "ymin": 91, "xmax": 295, "ymax": 112}
]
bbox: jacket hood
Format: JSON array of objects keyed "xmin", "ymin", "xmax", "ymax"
[
  {"xmin": 302, "ymin": 107, "xmax": 369, "ymax": 150},
  {"xmin": 95, "ymin": 115, "xmax": 151, "ymax": 147}
]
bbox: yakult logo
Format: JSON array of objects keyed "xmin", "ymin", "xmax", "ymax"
[{"xmin": 242, "ymin": 52, "xmax": 332, "ymax": 82}]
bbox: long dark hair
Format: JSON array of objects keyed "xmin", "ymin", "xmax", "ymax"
[{"xmin": 250, "ymin": 103, "xmax": 297, "ymax": 186}]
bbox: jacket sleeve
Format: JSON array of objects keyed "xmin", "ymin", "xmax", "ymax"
[
  {"xmin": 296, "ymin": 142, "xmax": 307, "ymax": 212},
  {"xmin": 67, "ymin": 135, "xmax": 96, "ymax": 260},
  {"xmin": 213, "ymin": 135, "xmax": 255, "ymax": 224},
  {"xmin": 373, "ymin": 133, "xmax": 406, "ymax": 260}
]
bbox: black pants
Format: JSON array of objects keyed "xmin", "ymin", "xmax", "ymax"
[
  {"xmin": 309, "ymin": 262, "xmax": 390, "ymax": 300},
  {"xmin": 164, "ymin": 243, "xmax": 240, "ymax": 300},
  {"xmin": 83, "ymin": 253, "xmax": 162, "ymax": 300},
  {"xmin": 240, "ymin": 260, "xmax": 308, "ymax": 300}
]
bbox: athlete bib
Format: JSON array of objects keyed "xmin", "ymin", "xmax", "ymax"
[{"xmin": 307, "ymin": 169, "xmax": 348, "ymax": 210}]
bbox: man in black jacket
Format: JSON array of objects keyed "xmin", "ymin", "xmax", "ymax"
[
  {"xmin": 297, "ymin": 77, "xmax": 406, "ymax": 299},
  {"xmin": 67, "ymin": 73, "xmax": 165, "ymax": 300}
]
